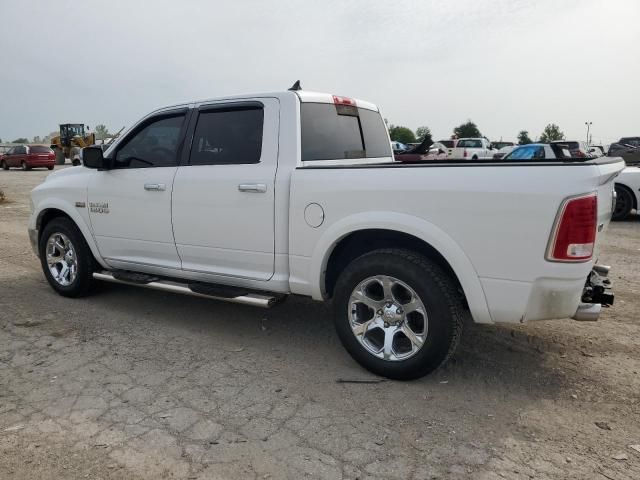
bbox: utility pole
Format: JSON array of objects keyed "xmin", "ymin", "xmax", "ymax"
[{"xmin": 585, "ymin": 122, "xmax": 592, "ymax": 145}]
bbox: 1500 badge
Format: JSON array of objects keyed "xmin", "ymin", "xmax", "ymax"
[{"xmin": 89, "ymin": 202, "xmax": 109, "ymax": 214}]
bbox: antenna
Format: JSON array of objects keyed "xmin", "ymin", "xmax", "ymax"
[{"xmin": 288, "ymin": 80, "xmax": 302, "ymax": 91}]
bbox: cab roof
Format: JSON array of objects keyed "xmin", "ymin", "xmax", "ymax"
[{"xmin": 152, "ymin": 89, "xmax": 379, "ymax": 116}]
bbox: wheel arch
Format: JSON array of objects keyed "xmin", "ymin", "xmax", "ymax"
[
  {"xmin": 308, "ymin": 212, "xmax": 492, "ymax": 324},
  {"xmin": 35, "ymin": 205, "xmax": 107, "ymax": 268}
]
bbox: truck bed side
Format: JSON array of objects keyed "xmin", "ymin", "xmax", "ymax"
[{"xmin": 288, "ymin": 158, "xmax": 624, "ymax": 324}]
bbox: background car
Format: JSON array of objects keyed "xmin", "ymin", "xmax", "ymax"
[
  {"xmin": 502, "ymin": 143, "xmax": 572, "ymax": 161},
  {"xmin": 613, "ymin": 166, "xmax": 640, "ymax": 220},
  {"xmin": 395, "ymin": 141, "xmax": 448, "ymax": 162},
  {"xmin": 492, "ymin": 141, "xmax": 515, "ymax": 150},
  {"xmin": 608, "ymin": 137, "xmax": 640, "ymax": 165},
  {"xmin": 550, "ymin": 140, "xmax": 594, "ymax": 158},
  {"xmin": 588, "ymin": 145, "xmax": 607, "ymax": 157},
  {"xmin": 493, "ymin": 145, "xmax": 517, "ymax": 159},
  {"xmin": 390, "ymin": 141, "xmax": 409, "ymax": 154},
  {"xmin": 1, "ymin": 145, "xmax": 55, "ymax": 170},
  {"xmin": 436, "ymin": 139, "xmax": 457, "ymax": 157}
]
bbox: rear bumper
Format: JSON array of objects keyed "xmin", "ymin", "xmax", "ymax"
[
  {"xmin": 480, "ymin": 265, "xmax": 613, "ymax": 323},
  {"xmin": 26, "ymin": 160, "xmax": 55, "ymax": 167}
]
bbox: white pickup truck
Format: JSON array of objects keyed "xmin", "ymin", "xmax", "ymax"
[
  {"xmin": 29, "ymin": 87, "xmax": 622, "ymax": 379},
  {"xmin": 449, "ymin": 137, "xmax": 496, "ymax": 159}
]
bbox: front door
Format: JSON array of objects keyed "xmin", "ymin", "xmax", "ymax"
[
  {"xmin": 171, "ymin": 99, "xmax": 279, "ymax": 281},
  {"xmin": 88, "ymin": 110, "xmax": 188, "ymax": 270}
]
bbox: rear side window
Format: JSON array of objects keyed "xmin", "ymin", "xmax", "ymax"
[
  {"xmin": 301, "ymin": 103, "xmax": 391, "ymax": 161},
  {"xmin": 30, "ymin": 146, "xmax": 53, "ymax": 154},
  {"xmin": 189, "ymin": 107, "xmax": 263, "ymax": 165}
]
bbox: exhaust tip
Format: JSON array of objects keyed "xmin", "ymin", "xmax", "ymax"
[{"xmin": 572, "ymin": 303, "xmax": 601, "ymax": 321}]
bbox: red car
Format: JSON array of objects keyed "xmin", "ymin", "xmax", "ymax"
[{"xmin": 1, "ymin": 145, "xmax": 55, "ymax": 170}]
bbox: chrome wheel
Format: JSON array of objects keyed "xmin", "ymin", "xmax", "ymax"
[
  {"xmin": 348, "ymin": 275, "xmax": 428, "ymax": 361},
  {"xmin": 45, "ymin": 232, "xmax": 78, "ymax": 286}
]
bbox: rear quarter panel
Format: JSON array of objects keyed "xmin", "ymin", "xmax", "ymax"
[{"xmin": 289, "ymin": 161, "xmax": 621, "ymax": 323}]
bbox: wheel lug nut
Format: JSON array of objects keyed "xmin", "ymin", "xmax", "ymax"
[{"xmin": 384, "ymin": 322, "xmax": 390, "ymax": 328}]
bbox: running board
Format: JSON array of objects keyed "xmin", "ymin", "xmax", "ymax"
[{"xmin": 93, "ymin": 271, "xmax": 282, "ymax": 308}]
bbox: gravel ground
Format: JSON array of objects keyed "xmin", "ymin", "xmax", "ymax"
[{"xmin": 1, "ymin": 167, "xmax": 639, "ymax": 480}]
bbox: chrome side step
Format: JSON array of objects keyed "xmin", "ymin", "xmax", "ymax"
[{"xmin": 93, "ymin": 271, "xmax": 281, "ymax": 308}]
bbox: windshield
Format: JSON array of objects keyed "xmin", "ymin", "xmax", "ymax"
[{"xmin": 457, "ymin": 139, "xmax": 482, "ymax": 148}]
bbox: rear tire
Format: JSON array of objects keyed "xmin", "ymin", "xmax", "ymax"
[
  {"xmin": 21, "ymin": 161, "xmax": 29, "ymax": 171},
  {"xmin": 1, "ymin": 160, "xmax": 8, "ymax": 170},
  {"xmin": 47, "ymin": 166, "xmax": 54, "ymax": 170},
  {"xmin": 332, "ymin": 248, "xmax": 465, "ymax": 380},
  {"xmin": 39, "ymin": 217, "xmax": 96, "ymax": 297},
  {"xmin": 612, "ymin": 185, "xmax": 633, "ymax": 220}
]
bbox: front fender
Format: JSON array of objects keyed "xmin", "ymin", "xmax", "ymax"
[
  {"xmin": 32, "ymin": 199, "xmax": 108, "ymax": 269},
  {"xmin": 309, "ymin": 211, "xmax": 493, "ymax": 324}
]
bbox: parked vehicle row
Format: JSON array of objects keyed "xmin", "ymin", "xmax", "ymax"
[{"xmin": 1, "ymin": 145, "xmax": 55, "ymax": 170}]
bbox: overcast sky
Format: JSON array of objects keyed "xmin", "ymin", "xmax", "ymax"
[{"xmin": 1, "ymin": 0, "xmax": 638, "ymax": 144}]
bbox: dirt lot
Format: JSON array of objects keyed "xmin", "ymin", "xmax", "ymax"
[{"xmin": 1, "ymin": 167, "xmax": 639, "ymax": 480}]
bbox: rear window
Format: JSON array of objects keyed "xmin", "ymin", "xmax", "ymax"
[
  {"xmin": 301, "ymin": 103, "xmax": 391, "ymax": 161},
  {"xmin": 439, "ymin": 140, "xmax": 454, "ymax": 148},
  {"xmin": 30, "ymin": 146, "xmax": 53, "ymax": 154},
  {"xmin": 457, "ymin": 139, "xmax": 482, "ymax": 148}
]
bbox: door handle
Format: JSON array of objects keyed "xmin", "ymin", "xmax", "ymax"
[
  {"xmin": 144, "ymin": 183, "xmax": 166, "ymax": 191},
  {"xmin": 238, "ymin": 183, "xmax": 267, "ymax": 193}
]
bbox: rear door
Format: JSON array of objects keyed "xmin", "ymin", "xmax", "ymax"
[
  {"xmin": 87, "ymin": 109, "xmax": 188, "ymax": 269},
  {"xmin": 171, "ymin": 98, "xmax": 279, "ymax": 280}
]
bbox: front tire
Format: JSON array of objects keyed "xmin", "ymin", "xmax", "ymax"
[
  {"xmin": 39, "ymin": 218, "xmax": 96, "ymax": 297},
  {"xmin": 1, "ymin": 160, "xmax": 8, "ymax": 170},
  {"xmin": 21, "ymin": 161, "xmax": 29, "ymax": 171},
  {"xmin": 612, "ymin": 185, "xmax": 633, "ymax": 220},
  {"xmin": 47, "ymin": 166, "xmax": 54, "ymax": 170},
  {"xmin": 333, "ymin": 249, "xmax": 465, "ymax": 380}
]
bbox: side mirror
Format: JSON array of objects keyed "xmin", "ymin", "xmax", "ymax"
[{"xmin": 83, "ymin": 146, "xmax": 108, "ymax": 169}]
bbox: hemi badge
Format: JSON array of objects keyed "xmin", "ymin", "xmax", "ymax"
[{"xmin": 75, "ymin": 202, "xmax": 86, "ymax": 208}]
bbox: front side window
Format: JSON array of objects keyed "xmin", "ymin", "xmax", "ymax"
[
  {"xmin": 189, "ymin": 107, "xmax": 264, "ymax": 165},
  {"xmin": 114, "ymin": 114, "xmax": 185, "ymax": 168}
]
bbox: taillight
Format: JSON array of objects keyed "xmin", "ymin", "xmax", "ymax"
[
  {"xmin": 333, "ymin": 95, "xmax": 355, "ymax": 106},
  {"xmin": 547, "ymin": 193, "xmax": 597, "ymax": 262}
]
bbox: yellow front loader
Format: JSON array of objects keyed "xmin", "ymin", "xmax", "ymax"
[{"xmin": 50, "ymin": 124, "xmax": 95, "ymax": 166}]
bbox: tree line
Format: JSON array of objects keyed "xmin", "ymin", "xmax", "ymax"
[{"xmin": 388, "ymin": 120, "xmax": 566, "ymax": 146}]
